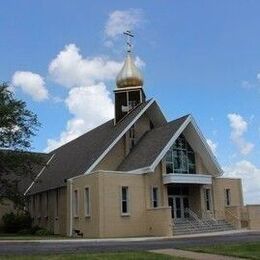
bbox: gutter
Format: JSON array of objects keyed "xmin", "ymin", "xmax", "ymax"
[{"xmin": 24, "ymin": 153, "xmax": 56, "ymax": 196}]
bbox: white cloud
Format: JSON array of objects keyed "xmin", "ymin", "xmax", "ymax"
[
  {"xmin": 206, "ymin": 138, "xmax": 217, "ymax": 154},
  {"xmin": 45, "ymin": 83, "xmax": 114, "ymax": 152},
  {"xmin": 105, "ymin": 9, "xmax": 144, "ymax": 39},
  {"xmin": 49, "ymin": 44, "xmax": 122, "ymax": 88},
  {"xmin": 257, "ymin": 73, "xmax": 260, "ymax": 81},
  {"xmin": 45, "ymin": 43, "xmax": 146, "ymax": 151},
  {"xmin": 224, "ymin": 160, "xmax": 260, "ymax": 204},
  {"xmin": 12, "ymin": 71, "xmax": 48, "ymax": 101},
  {"xmin": 45, "ymin": 43, "xmax": 124, "ymax": 151},
  {"xmin": 227, "ymin": 113, "xmax": 254, "ymax": 155}
]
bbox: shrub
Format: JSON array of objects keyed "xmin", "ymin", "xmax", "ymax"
[
  {"xmin": 17, "ymin": 229, "xmax": 31, "ymax": 235},
  {"xmin": 30, "ymin": 225, "xmax": 41, "ymax": 234},
  {"xmin": 2, "ymin": 212, "xmax": 33, "ymax": 233},
  {"xmin": 35, "ymin": 228, "xmax": 52, "ymax": 236}
]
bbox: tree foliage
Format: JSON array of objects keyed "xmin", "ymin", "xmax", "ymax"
[{"xmin": 0, "ymin": 83, "xmax": 42, "ymax": 207}]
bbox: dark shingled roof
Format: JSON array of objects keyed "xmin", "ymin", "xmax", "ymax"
[
  {"xmin": 28, "ymin": 100, "xmax": 152, "ymax": 195},
  {"xmin": 117, "ymin": 115, "xmax": 190, "ymax": 171}
]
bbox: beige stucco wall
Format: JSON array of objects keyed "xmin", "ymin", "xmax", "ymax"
[
  {"xmin": 245, "ymin": 205, "xmax": 260, "ymax": 230},
  {"xmin": 68, "ymin": 173, "xmax": 101, "ymax": 238},
  {"xmin": 212, "ymin": 178, "xmax": 244, "ymax": 220},
  {"xmin": 69, "ymin": 170, "xmax": 172, "ymax": 238},
  {"xmin": 94, "ymin": 113, "xmax": 151, "ymax": 172}
]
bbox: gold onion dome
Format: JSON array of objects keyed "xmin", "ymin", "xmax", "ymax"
[{"xmin": 116, "ymin": 53, "xmax": 144, "ymax": 88}]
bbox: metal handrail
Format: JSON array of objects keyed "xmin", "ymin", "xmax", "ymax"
[{"xmin": 184, "ymin": 208, "xmax": 212, "ymax": 228}]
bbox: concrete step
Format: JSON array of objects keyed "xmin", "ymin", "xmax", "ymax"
[{"xmin": 173, "ymin": 219, "xmax": 235, "ymax": 235}]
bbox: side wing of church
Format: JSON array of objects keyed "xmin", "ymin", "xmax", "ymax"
[{"xmin": 22, "ymin": 43, "xmax": 258, "ymax": 238}]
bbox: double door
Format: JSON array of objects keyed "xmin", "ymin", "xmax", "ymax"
[{"xmin": 168, "ymin": 195, "xmax": 189, "ymax": 219}]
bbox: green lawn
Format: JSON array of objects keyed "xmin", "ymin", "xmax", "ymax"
[
  {"xmin": 0, "ymin": 252, "xmax": 183, "ymax": 260},
  {"xmin": 187, "ymin": 242, "xmax": 260, "ymax": 259}
]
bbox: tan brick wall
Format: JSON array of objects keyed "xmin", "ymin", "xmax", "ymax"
[
  {"xmin": 68, "ymin": 173, "xmax": 101, "ymax": 238},
  {"xmin": 69, "ymin": 170, "xmax": 172, "ymax": 238},
  {"xmin": 94, "ymin": 113, "xmax": 151, "ymax": 171},
  {"xmin": 246, "ymin": 205, "xmax": 260, "ymax": 230},
  {"xmin": 212, "ymin": 178, "xmax": 244, "ymax": 220}
]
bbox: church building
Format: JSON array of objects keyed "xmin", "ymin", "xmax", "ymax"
[{"xmin": 23, "ymin": 37, "xmax": 259, "ymax": 238}]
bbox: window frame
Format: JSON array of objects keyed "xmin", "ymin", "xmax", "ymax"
[
  {"xmin": 204, "ymin": 188, "xmax": 212, "ymax": 211},
  {"xmin": 121, "ymin": 186, "xmax": 130, "ymax": 216},
  {"xmin": 165, "ymin": 134, "xmax": 196, "ymax": 175},
  {"xmin": 225, "ymin": 188, "xmax": 231, "ymax": 206},
  {"xmin": 151, "ymin": 187, "xmax": 159, "ymax": 208},
  {"xmin": 84, "ymin": 186, "xmax": 91, "ymax": 217}
]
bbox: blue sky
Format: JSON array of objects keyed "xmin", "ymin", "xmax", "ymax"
[{"xmin": 0, "ymin": 1, "xmax": 259, "ymax": 203}]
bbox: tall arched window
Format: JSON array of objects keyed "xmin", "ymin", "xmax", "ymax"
[{"xmin": 165, "ymin": 134, "xmax": 196, "ymax": 174}]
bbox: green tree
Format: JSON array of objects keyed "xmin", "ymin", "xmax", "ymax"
[{"xmin": 0, "ymin": 83, "xmax": 42, "ymax": 207}]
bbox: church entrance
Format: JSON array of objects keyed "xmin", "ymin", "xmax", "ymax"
[
  {"xmin": 168, "ymin": 195, "xmax": 189, "ymax": 219},
  {"xmin": 167, "ymin": 184, "xmax": 191, "ymax": 220}
]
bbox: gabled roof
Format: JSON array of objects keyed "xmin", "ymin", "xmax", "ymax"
[
  {"xmin": 118, "ymin": 115, "xmax": 190, "ymax": 172},
  {"xmin": 28, "ymin": 99, "xmax": 154, "ymax": 194},
  {"xmin": 118, "ymin": 115, "xmax": 223, "ymax": 176}
]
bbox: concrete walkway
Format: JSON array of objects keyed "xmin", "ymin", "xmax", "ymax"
[
  {"xmin": 0, "ymin": 229, "xmax": 253, "ymax": 243},
  {"xmin": 150, "ymin": 249, "xmax": 245, "ymax": 260}
]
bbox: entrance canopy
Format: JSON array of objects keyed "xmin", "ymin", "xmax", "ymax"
[{"xmin": 163, "ymin": 173, "xmax": 212, "ymax": 185}]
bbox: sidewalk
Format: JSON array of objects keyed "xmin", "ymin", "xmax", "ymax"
[
  {"xmin": 150, "ymin": 249, "xmax": 246, "ymax": 260},
  {"xmin": 0, "ymin": 229, "xmax": 255, "ymax": 243}
]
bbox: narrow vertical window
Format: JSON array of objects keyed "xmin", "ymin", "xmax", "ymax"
[
  {"xmin": 152, "ymin": 187, "xmax": 159, "ymax": 208},
  {"xmin": 84, "ymin": 187, "xmax": 90, "ymax": 217},
  {"xmin": 225, "ymin": 189, "xmax": 231, "ymax": 206},
  {"xmin": 55, "ymin": 189, "xmax": 59, "ymax": 218},
  {"xmin": 38, "ymin": 194, "xmax": 42, "ymax": 217},
  {"xmin": 32, "ymin": 195, "xmax": 36, "ymax": 216},
  {"xmin": 46, "ymin": 192, "xmax": 49, "ymax": 217},
  {"xmin": 204, "ymin": 189, "xmax": 211, "ymax": 211},
  {"xmin": 121, "ymin": 187, "xmax": 129, "ymax": 215},
  {"xmin": 74, "ymin": 190, "xmax": 79, "ymax": 217}
]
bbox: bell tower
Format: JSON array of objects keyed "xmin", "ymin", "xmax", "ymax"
[{"xmin": 114, "ymin": 31, "xmax": 146, "ymax": 124}]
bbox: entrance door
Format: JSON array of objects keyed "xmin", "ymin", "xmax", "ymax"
[{"xmin": 168, "ymin": 196, "xmax": 189, "ymax": 219}]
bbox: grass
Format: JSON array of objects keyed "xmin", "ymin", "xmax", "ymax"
[
  {"xmin": 187, "ymin": 242, "xmax": 260, "ymax": 259},
  {"xmin": 0, "ymin": 252, "xmax": 183, "ymax": 260}
]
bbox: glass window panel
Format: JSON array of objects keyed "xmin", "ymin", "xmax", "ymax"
[
  {"xmin": 166, "ymin": 163, "xmax": 173, "ymax": 174},
  {"xmin": 122, "ymin": 187, "xmax": 127, "ymax": 201},
  {"xmin": 166, "ymin": 151, "xmax": 172, "ymax": 162},
  {"xmin": 122, "ymin": 201, "xmax": 127, "ymax": 213},
  {"xmin": 166, "ymin": 135, "xmax": 196, "ymax": 175}
]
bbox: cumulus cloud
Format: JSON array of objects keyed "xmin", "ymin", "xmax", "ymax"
[
  {"xmin": 45, "ymin": 83, "xmax": 114, "ymax": 151},
  {"xmin": 44, "ymin": 42, "xmax": 146, "ymax": 151},
  {"xmin": 12, "ymin": 71, "xmax": 48, "ymax": 101},
  {"xmin": 44, "ymin": 43, "xmax": 123, "ymax": 151},
  {"xmin": 227, "ymin": 113, "xmax": 254, "ymax": 155},
  {"xmin": 224, "ymin": 160, "xmax": 260, "ymax": 204},
  {"xmin": 48, "ymin": 44, "xmax": 122, "ymax": 88},
  {"xmin": 105, "ymin": 9, "xmax": 144, "ymax": 39},
  {"xmin": 206, "ymin": 138, "xmax": 217, "ymax": 154}
]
